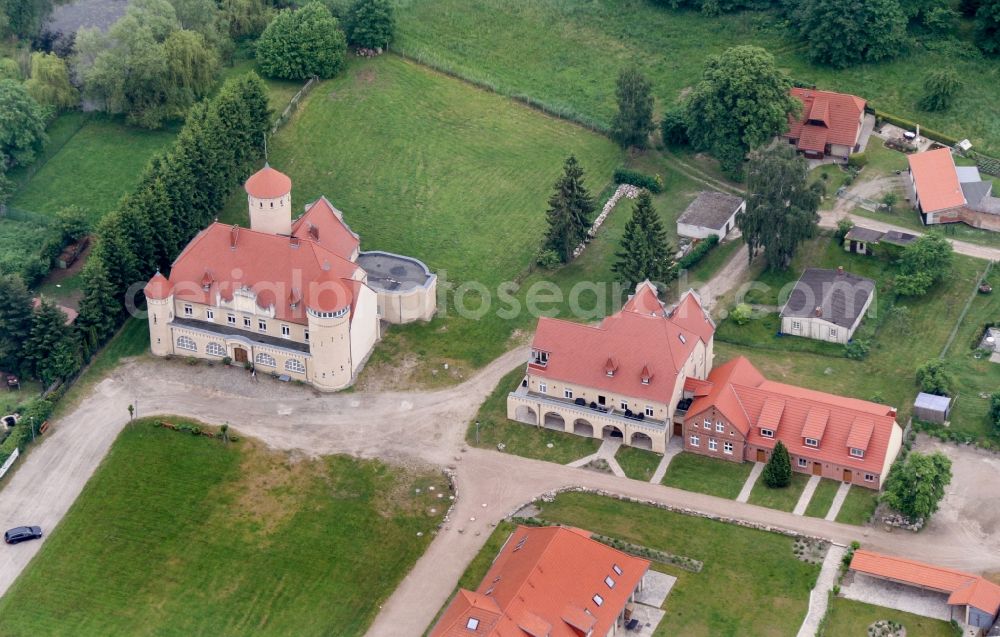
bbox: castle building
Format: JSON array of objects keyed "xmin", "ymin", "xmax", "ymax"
[{"xmin": 143, "ymin": 165, "xmax": 436, "ymax": 391}]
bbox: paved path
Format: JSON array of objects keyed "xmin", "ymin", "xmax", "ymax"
[
  {"xmin": 796, "ymin": 545, "xmax": 847, "ymax": 637},
  {"xmin": 736, "ymin": 462, "xmax": 764, "ymax": 503},
  {"xmin": 826, "ymin": 483, "xmax": 852, "ymax": 522},
  {"xmin": 596, "ymin": 439, "xmax": 626, "ymax": 478},
  {"xmin": 793, "ymin": 475, "xmax": 822, "ymax": 516},
  {"xmin": 649, "ymin": 436, "xmax": 683, "ymax": 484}
]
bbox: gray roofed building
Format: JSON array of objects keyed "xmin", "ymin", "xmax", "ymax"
[
  {"xmin": 780, "ymin": 268, "xmax": 875, "ymax": 344},
  {"xmin": 955, "ymin": 165, "xmax": 983, "ymax": 184},
  {"xmin": 844, "ymin": 226, "xmax": 884, "ymax": 243},
  {"xmin": 963, "ymin": 181, "xmax": 993, "ymax": 209},
  {"xmin": 913, "ymin": 392, "xmax": 951, "ymax": 424},
  {"xmin": 881, "ymin": 230, "xmax": 918, "ymax": 246},
  {"xmin": 677, "ymin": 191, "xmax": 745, "ymax": 240}
]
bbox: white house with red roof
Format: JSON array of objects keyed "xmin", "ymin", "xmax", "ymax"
[
  {"xmin": 143, "ymin": 165, "xmax": 436, "ymax": 391},
  {"xmin": 908, "ymin": 148, "xmax": 1000, "ymax": 232},
  {"xmin": 508, "ymin": 281, "xmax": 715, "ymax": 453},
  {"xmin": 429, "ymin": 525, "xmax": 651, "ymax": 637},
  {"xmin": 783, "ymin": 88, "xmax": 869, "ymax": 161},
  {"xmin": 510, "ymin": 281, "xmax": 901, "ymax": 488},
  {"xmin": 684, "ymin": 357, "xmax": 902, "ymax": 489}
]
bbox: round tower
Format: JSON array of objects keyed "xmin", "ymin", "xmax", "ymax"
[
  {"xmin": 245, "ymin": 164, "xmax": 292, "ymax": 236},
  {"xmin": 143, "ymin": 272, "xmax": 174, "ymax": 357},
  {"xmin": 306, "ymin": 275, "xmax": 354, "ymax": 391}
]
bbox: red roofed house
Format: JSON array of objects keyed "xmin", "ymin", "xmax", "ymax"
[
  {"xmin": 508, "ymin": 281, "xmax": 716, "ymax": 453},
  {"xmin": 783, "ymin": 88, "xmax": 868, "ymax": 161},
  {"xmin": 850, "ymin": 549, "xmax": 1000, "ymax": 630},
  {"xmin": 510, "ymin": 281, "xmax": 901, "ymax": 489},
  {"xmin": 429, "ymin": 525, "xmax": 651, "ymax": 637},
  {"xmin": 143, "ymin": 165, "xmax": 436, "ymax": 391},
  {"xmin": 684, "ymin": 357, "xmax": 902, "ymax": 489},
  {"xmin": 908, "ymin": 148, "xmax": 1000, "ymax": 231}
]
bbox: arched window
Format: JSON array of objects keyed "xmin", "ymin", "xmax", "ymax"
[
  {"xmin": 285, "ymin": 359, "xmax": 305, "ymax": 374},
  {"xmin": 176, "ymin": 335, "xmax": 197, "ymax": 352},
  {"xmin": 206, "ymin": 342, "xmax": 225, "ymax": 357},
  {"xmin": 255, "ymin": 352, "xmax": 276, "ymax": 367}
]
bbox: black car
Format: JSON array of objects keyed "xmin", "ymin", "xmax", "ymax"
[{"xmin": 4, "ymin": 526, "xmax": 42, "ymax": 544}]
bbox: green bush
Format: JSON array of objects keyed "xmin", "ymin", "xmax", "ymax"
[
  {"xmin": 677, "ymin": 235, "xmax": 719, "ymax": 269},
  {"xmin": 535, "ymin": 248, "xmax": 562, "ymax": 269},
  {"xmin": 835, "ymin": 218, "xmax": 854, "ymax": 241},
  {"xmin": 257, "ymin": 2, "xmax": 348, "ymax": 80},
  {"xmin": 844, "ymin": 338, "xmax": 870, "ymax": 360},
  {"xmin": 915, "ymin": 358, "xmax": 954, "ymax": 395},
  {"xmin": 612, "ymin": 167, "xmax": 662, "ymax": 193},
  {"xmin": 660, "ymin": 106, "xmax": 689, "ymax": 147},
  {"xmin": 847, "ymin": 152, "xmax": 868, "ymax": 168},
  {"xmin": 730, "ymin": 303, "xmax": 752, "ymax": 325}
]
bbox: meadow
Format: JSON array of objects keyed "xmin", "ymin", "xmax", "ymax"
[
  {"xmin": 394, "ymin": 0, "xmax": 1000, "ymax": 154},
  {"xmin": 0, "ymin": 419, "xmax": 449, "ymax": 636}
]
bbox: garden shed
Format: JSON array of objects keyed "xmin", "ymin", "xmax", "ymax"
[{"xmin": 913, "ymin": 392, "xmax": 951, "ymax": 424}]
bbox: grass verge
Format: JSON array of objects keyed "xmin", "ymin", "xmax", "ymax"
[
  {"xmin": 821, "ymin": 598, "xmax": 957, "ymax": 637},
  {"xmin": 803, "ymin": 479, "xmax": 841, "ymax": 519},
  {"xmin": 835, "ymin": 487, "xmax": 880, "ymax": 526},
  {"xmin": 615, "ymin": 445, "xmax": 662, "ymax": 481},
  {"xmin": 661, "ymin": 452, "xmax": 752, "ymax": 500},
  {"xmin": 748, "ymin": 472, "xmax": 811, "ymax": 512}
]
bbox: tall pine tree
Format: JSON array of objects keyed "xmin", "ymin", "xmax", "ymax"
[
  {"xmin": 543, "ymin": 156, "xmax": 595, "ymax": 263},
  {"xmin": 24, "ymin": 299, "xmax": 81, "ymax": 386},
  {"xmin": 740, "ymin": 144, "xmax": 821, "ymax": 270},
  {"xmin": 612, "ymin": 191, "xmax": 675, "ymax": 290},
  {"xmin": 75, "ymin": 258, "xmax": 122, "ymax": 355},
  {"xmin": 611, "ymin": 67, "xmax": 655, "ymax": 149},
  {"xmin": 0, "ymin": 274, "xmax": 34, "ymax": 373}
]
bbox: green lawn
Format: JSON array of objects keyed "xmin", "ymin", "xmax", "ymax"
[
  {"xmin": 748, "ymin": 472, "xmax": 811, "ymax": 512},
  {"xmin": 803, "ymin": 478, "xmax": 840, "ymax": 519},
  {"xmin": 467, "ymin": 365, "xmax": 600, "ymax": 464},
  {"xmin": 715, "ymin": 234, "xmax": 994, "ymax": 435},
  {"xmin": 538, "ymin": 491, "xmax": 820, "ymax": 636},
  {"xmin": 661, "ymin": 452, "xmax": 753, "ymax": 500},
  {"xmin": 836, "ymin": 486, "xmax": 880, "ymax": 526},
  {"xmin": 616, "ymin": 445, "xmax": 662, "ymax": 481},
  {"xmin": 821, "ymin": 598, "xmax": 958, "ymax": 637},
  {"xmin": 395, "ymin": 0, "xmax": 1000, "ymax": 155},
  {"xmin": 0, "ymin": 419, "xmax": 449, "ymax": 636}
]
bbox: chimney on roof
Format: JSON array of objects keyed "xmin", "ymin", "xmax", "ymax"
[
  {"xmin": 888, "ymin": 407, "xmax": 897, "ymax": 418},
  {"xmin": 289, "ymin": 236, "xmax": 300, "ymax": 249},
  {"xmin": 815, "ymin": 306, "xmax": 823, "ymax": 317},
  {"xmin": 230, "ymin": 226, "xmax": 239, "ymax": 250}
]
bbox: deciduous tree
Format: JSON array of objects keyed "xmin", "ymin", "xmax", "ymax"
[
  {"xmin": 990, "ymin": 392, "xmax": 1000, "ymax": 433},
  {"xmin": 257, "ymin": 2, "xmax": 347, "ymax": 79},
  {"xmin": 915, "ymin": 358, "xmax": 954, "ymax": 396},
  {"xmin": 895, "ymin": 232, "xmax": 953, "ymax": 296},
  {"xmin": 543, "ymin": 156, "xmax": 595, "ymax": 263},
  {"xmin": 0, "ymin": 79, "xmax": 48, "ymax": 170},
  {"xmin": 740, "ymin": 144, "xmax": 821, "ymax": 270},
  {"xmin": 919, "ymin": 68, "xmax": 962, "ymax": 112},
  {"xmin": 611, "ymin": 67, "xmax": 655, "ymax": 149},
  {"xmin": 25, "ymin": 52, "xmax": 78, "ymax": 111},
  {"xmin": 975, "ymin": 0, "xmax": 1000, "ymax": 54},
  {"xmin": 612, "ymin": 191, "xmax": 675, "ymax": 290},
  {"xmin": 795, "ymin": 0, "xmax": 907, "ymax": 68},
  {"xmin": 345, "ymin": 0, "xmax": 395, "ymax": 49},
  {"xmin": 884, "ymin": 452, "xmax": 952, "ymax": 521},
  {"xmin": 684, "ymin": 46, "xmax": 798, "ymax": 177}
]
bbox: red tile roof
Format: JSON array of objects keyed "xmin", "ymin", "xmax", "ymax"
[
  {"xmin": 244, "ymin": 165, "xmax": 292, "ymax": 199},
  {"xmin": 290, "ymin": 196, "xmax": 360, "ymax": 257},
  {"xmin": 908, "ymin": 148, "xmax": 967, "ymax": 213},
  {"xmin": 687, "ymin": 357, "xmax": 898, "ymax": 474},
  {"xmin": 429, "ymin": 525, "xmax": 649, "ymax": 637},
  {"xmin": 785, "ymin": 88, "xmax": 865, "ymax": 152},
  {"xmin": 851, "ymin": 550, "xmax": 1000, "ymax": 615},
  {"xmin": 146, "ymin": 222, "xmax": 365, "ymax": 325},
  {"xmin": 530, "ymin": 283, "xmax": 713, "ymax": 404}
]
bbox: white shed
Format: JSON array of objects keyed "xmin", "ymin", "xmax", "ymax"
[{"xmin": 677, "ymin": 191, "xmax": 745, "ymax": 240}]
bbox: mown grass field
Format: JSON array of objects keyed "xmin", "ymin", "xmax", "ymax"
[
  {"xmin": 715, "ymin": 233, "xmax": 995, "ymax": 437},
  {"xmin": 803, "ymin": 478, "xmax": 840, "ymax": 519},
  {"xmin": 395, "ymin": 0, "xmax": 1000, "ymax": 154},
  {"xmin": 661, "ymin": 452, "xmax": 753, "ymax": 500},
  {"xmin": 748, "ymin": 472, "xmax": 810, "ymax": 512},
  {"xmin": 821, "ymin": 598, "xmax": 957, "ymax": 637},
  {"xmin": 538, "ymin": 491, "xmax": 819, "ymax": 636},
  {"xmin": 0, "ymin": 419, "xmax": 449, "ymax": 636},
  {"xmin": 836, "ymin": 487, "xmax": 880, "ymax": 526}
]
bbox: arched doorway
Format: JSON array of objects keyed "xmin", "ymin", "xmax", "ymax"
[
  {"xmin": 602, "ymin": 425, "xmax": 623, "ymax": 440},
  {"xmin": 233, "ymin": 347, "xmax": 248, "ymax": 364},
  {"xmin": 573, "ymin": 419, "xmax": 594, "ymax": 437},
  {"xmin": 630, "ymin": 432, "xmax": 653, "ymax": 450},
  {"xmin": 543, "ymin": 412, "xmax": 566, "ymax": 432},
  {"xmin": 514, "ymin": 405, "xmax": 537, "ymax": 425}
]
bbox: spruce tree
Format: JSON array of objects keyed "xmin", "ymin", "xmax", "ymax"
[
  {"xmin": 612, "ymin": 191, "xmax": 675, "ymax": 291},
  {"xmin": 611, "ymin": 67, "xmax": 655, "ymax": 149},
  {"xmin": 762, "ymin": 440, "xmax": 792, "ymax": 488},
  {"xmin": 75, "ymin": 258, "xmax": 122, "ymax": 355},
  {"xmin": 24, "ymin": 299, "xmax": 81, "ymax": 386},
  {"xmin": 0, "ymin": 274, "xmax": 34, "ymax": 372},
  {"xmin": 543, "ymin": 156, "xmax": 595, "ymax": 263}
]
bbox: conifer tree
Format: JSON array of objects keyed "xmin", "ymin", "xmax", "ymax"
[
  {"xmin": 0, "ymin": 274, "xmax": 34, "ymax": 372},
  {"xmin": 23, "ymin": 299, "xmax": 81, "ymax": 386},
  {"xmin": 543, "ymin": 156, "xmax": 595, "ymax": 263},
  {"xmin": 612, "ymin": 191, "xmax": 675, "ymax": 290},
  {"xmin": 763, "ymin": 440, "xmax": 792, "ymax": 488},
  {"xmin": 75, "ymin": 258, "xmax": 122, "ymax": 354}
]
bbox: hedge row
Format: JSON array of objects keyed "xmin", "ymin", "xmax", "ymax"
[
  {"xmin": 613, "ymin": 167, "xmax": 662, "ymax": 193},
  {"xmin": 873, "ymin": 109, "xmax": 961, "ymax": 147},
  {"xmin": 677, "ymin": 235, "xmax": 718, "ymax": 270},
  {"xmin": 0, "ymin": 398, "xmax": 53, "ymax": 466}
]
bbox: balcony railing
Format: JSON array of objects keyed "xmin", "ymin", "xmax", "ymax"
[{"xmin": 514, "ymin": 387, "xmax": 667, "ymax": 432}]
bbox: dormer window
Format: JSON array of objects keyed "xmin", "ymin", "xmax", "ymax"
[
  {"xmin": 530, "ymin": 349, "xmax": 549, "ymax": 366},
  {"xmin": 850, "ymin": 448, "xmax": 864, "ymax": 458},
  {"xmin": 760, "ymin": 428, "xmax": 774, "ymax": 438},
  {"xmin": 804, "ymin": 437, "xmax": 819, "ymax": 447}
]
